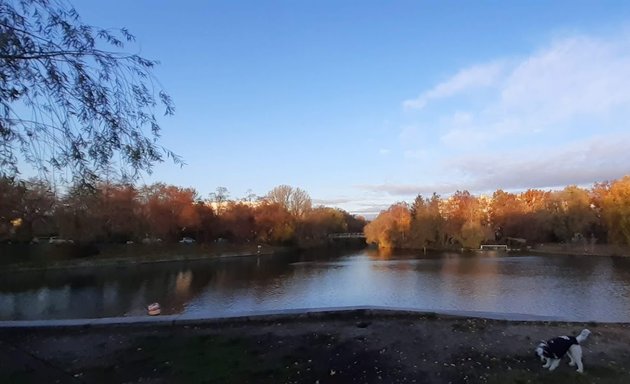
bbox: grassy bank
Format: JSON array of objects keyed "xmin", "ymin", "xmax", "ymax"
[
  {"xmin": 0, "ymin": 243, "xmax": 285, "ymax": 273},
  {"xmin": 0, "ymin": 241, "xmax": 368, "ymax": 273},
  {"xmin": 2, "ymin": 241, "xmax": 628, "ymax": 275},
  {"xmin": 375, "ymin": 243, "xmax": 630, "ymax": 258},
  {"xmin": 528, "ymin": 243, "xmax": 630, "ymax": 257}
]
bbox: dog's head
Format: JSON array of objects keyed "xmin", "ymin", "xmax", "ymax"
[{"xmin": 534, "ymin": 342, "xmax": 548, "ymax": 362}]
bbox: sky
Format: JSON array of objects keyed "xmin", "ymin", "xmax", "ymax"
[{"xmin": 73, "ymin": 0, "xmax": 630, "ymax": 217}]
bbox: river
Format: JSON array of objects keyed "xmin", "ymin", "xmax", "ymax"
[{"xmin": 1, "ymin": 248, "xmax": 629, "ymax": 322}]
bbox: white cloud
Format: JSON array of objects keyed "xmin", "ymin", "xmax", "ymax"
[
  {"xmin": 498, "ymin": 36, "xmax": 630, "ymax": 127},
  {"xmin": 398, "ymin": 125, "xmax": 420, "ymax": 142},
  {"xmin": 403, "ymin": 61, "xmax": 506, "ymax": 109},
  {"xmin": 403, "ymin": 149, "xmax": 426, "ymax": 159},
  {"xmin": 395, "ymin": 30, "xmax": 630, "ymax": 193},
  {"xmin": 357, "ymin": 182, "xmax": 462, "ymax": 196},
  {"xmin": 358, "ymin": 132, "xmax": 630, "ymax": 197},
  {"xmin": 312, "ymin": 197, "xmax": 354, "ymax": 205},
  {"xmin": 446, "ymin": 133, "xmax": 630, "ymax": 191},
  {"xmin": 404, "ymin": 33, "xmax": 630, "ymax": 148},
  {"xmin": 440, "ymin": 128, "xmax": 493, "ymax": 147},
  {"xmin": 359, "ymin": 30, "xmax": 630, "ymax": 204}
]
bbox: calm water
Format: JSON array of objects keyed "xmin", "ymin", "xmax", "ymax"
[{"xmin": 1, "ymin": 249, "xmax": 630, "ymax": 322}]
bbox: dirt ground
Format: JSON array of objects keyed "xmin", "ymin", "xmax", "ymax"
[{"xmin": 1, "ymin": 310, "xmax": 629, "ymax": 384}]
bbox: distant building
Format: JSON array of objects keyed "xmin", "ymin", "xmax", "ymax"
[{"xmin": 205, "ymin": 199, "xmax": 263, "ymax": 213}]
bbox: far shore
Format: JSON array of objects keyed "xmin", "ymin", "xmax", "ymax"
[
  {"xmin": 2, "ymin": 309, "xmax": 629, "ymax": 383},
  {"xmin": 2, "ymin": 241, "xmax": 630, "ymax": 274},
  {"xmin": 527, "ymin": 243, "xmax": 630, "ymax": 257},
  {"xmin": 0, "ymin": 243, "xmax": 288, "ymax": 273},
  {"xmin": 379, "ymin": 243, "xmax": 630, "ymax": 258}
]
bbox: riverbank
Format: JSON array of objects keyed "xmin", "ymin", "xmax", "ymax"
[
  {"xmin": 388, "ymin": 243, "xmax": 630, "ymax": 258},
  {"xmin": 1, "ymin": 310, "xmax": 629, "ymax": 383},
  {"xmin": 0, "ymin": 243, "xmax": 286, "ymax": 273},
  {"xmin": 3, "ymin": 241, "xmax": 628, "ymax": 274},
  {"xmin": 0, "ymin": 241, "xmax": 369, "ymax": 273},
  {"xmin": 528, "ymin": 243, "xmax": 630, "ymax": 257}
]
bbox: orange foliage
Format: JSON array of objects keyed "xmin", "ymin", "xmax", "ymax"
[
  {"xmin": 253, "ymin": 202, "xmax": 295, "ymax": 244},
  {"xmin": 364, "ymin": 203, "xmax": 411, "ymax": 249},
  {"xmin": 298, "ymin": 207, "xmax": 348, "ymax": 244},
  {"xmin": 7, "ymin": 176, "xmax": 630, "ymax": 250},
  {"xmin": 602, "ymin": 176, "xmax": 630, "ymax": 245},
  {"xmin": 139, "ymin": 183, "xmax": 200, "ymax": 241}
]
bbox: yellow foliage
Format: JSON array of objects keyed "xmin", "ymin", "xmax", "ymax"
[
  {"xmin": 602, "ymin": 176, "xmax": 630, "ymax": 245},
  {"xmin": 364, "ymin": 203, "xmax": 411, "ymax": 248}
]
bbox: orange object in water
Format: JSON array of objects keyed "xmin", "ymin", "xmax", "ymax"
[{"xmin": 147, "ymin": 302, "xmax": 161, "ymax": 316}]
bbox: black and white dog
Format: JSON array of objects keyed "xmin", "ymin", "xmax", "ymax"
[{"xmin": 534, "ymin": 329, "xmax": 591, "ymax": 373}]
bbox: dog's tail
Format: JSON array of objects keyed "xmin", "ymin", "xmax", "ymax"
[{"xmin": 576, "ymin": 329, "xmax": 591, "ymax": 344}]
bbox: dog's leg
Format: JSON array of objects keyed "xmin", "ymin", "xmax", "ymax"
[
  {"xmin": 570, "ymin": 345, "xmax": 584, "ymax": 373},
  {"xmin": 567, "ymin": 350, "xmax": 576, "ymax": 366},
  {"xmin": 542, "ymin": 357, "xmax": 551, "ymax": 368},
  {"xmin": 548, "ymin": 359, "xmax": 561, "ymax": 371}
]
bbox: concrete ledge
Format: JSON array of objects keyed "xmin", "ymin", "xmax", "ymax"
[{"xmin": 0, "ymin": 306, "xmax": 605, "ymax": 329}]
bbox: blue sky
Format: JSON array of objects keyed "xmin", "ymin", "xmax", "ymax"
[{"xmin": 75, "ymin": 0, "xmax": 630, "ymax": 216}]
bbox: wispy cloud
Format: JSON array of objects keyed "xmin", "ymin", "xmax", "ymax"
[
  {"xmin": 403, "ymin": 149, "xmax": 426, "ymax": 159},
  {"xmin": 397, "ymin": 30, "xmax": 630, "ymax": 193},
  {"xmin": 405, "ymin": 33, "xmax": 630, "ymax": 144},
  {"xmin": 447, "ymin": 133, "xmax": 630, "ymax": 191},
  {"xmin": 403, "ymin": 61, "xmax": 506, "ymax": 109},
  {"xmin": 357, "ymin": 132, "xmax": 630, "ymax": 197},
  {"xmin": 498, "ymin": 36, "xmax": 630, "ymax": 122},
  {"xmin": 350, "ymin": 202, "xmax": 398, "ymax": 218},
  {"xmin": 356, "ymin": 182, "xmax": 462, "ymax": 196},
  {"xmin": 312, "ymin": 197, "xmax": 355, "ymax": 205}
]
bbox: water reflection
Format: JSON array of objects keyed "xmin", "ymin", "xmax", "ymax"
[{"xmin": 1, "ymin": 249, "xmax": 630, "ymax": 321}]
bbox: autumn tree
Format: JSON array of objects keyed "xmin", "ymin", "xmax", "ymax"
[
  {"xmin": 297, "ymin": 207, "xmax": 348, "ymax": 244},
  {"xmin": 589, "ymin": 181, "xmax": 610, "ymax": 241},
  {"xmin": 440, "ymin": 191, "xmax": 488, "ymax": 248},
  {"xmin": 19, "ymin": 179, "xmax": 56, "ymax": 237},
  {"xmin": 192, "ymin": 201, "xmax": 218, "ymax": 243},
  {"xmin": 546, "ymin": 186, "xmax": 597, "ymax": 242},
  {"xmin": 51, "ymin": 182, "xmax": 143, "ymax": 242},
  {"xmin": 241, "ymin": 189, "xmax": 258, "ymax": 203},
  {"xmin": 408, "ymin": 193, "xmax": 444, "ymax": 248},
  {"xmin": 138, "ymin": 183, "xmax": 199, "ymax": 241},
  {"xmin": 98, "ymin": 183, "xmax": 143, "ymax": 242},
  {"xmin": 208, "ymin": 186, "xmax": 230, "ymax": 214},
  {"xmin": 220, "ymin": 202, "xmax": 255, "ymax": 242},
  {"xmin": 54, "ymin": 183, "xmax": 103, "ymax": 242},
  {"xmin": 266, "ymin": 185, "xmax": 312, "ymax": 217},
  {"xmin": 516, "ymin": 189, "xmax": 555, "ymax": 242},
  {"xmin": 253, "ymin": 201, "xmax": 294, "ymax": 244},
  {"xmin": 0, "ymin": 176, "xmax": 55, "ymax": 241},
  {"xmin": 0, "ymin": 177, "xmax": 20, "ymax": 240},
  {"xmin": 601, "ymin": 176, "xmax": 630, "ymax": 245},
  {"xmin": 364, "ymin": 203, "xmax": 411, "ymax": 249},
  {"xmin": 342, "ymin": 211, "xmax": 367, "ymax": 233},
  {"xmin": 489, "ymin": 190, "xmax": 527, "ymax": 240},
  {"xmin": 0, "ymin": 0, "xmax": 177, "ymax": 183}
]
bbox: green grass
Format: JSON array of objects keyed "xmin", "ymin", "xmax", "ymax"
[{"xmin": 136, "ymin": 334, "xmax": 264, "ymax": 383}]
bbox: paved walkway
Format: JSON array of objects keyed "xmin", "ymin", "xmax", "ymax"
[{"xmin": 0, "ymin": 306, "xmax": 573, "ymax": 329}]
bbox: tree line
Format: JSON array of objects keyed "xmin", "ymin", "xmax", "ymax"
[
  {"xmin": 365, "ymin": 176, "xmax": 630, "ymax": 250},
  {"xmin": 0, "ymin": 179, "xmax": 366, "ymax": 246}
]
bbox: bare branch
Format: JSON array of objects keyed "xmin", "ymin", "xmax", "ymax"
[{"xmin": 0, "ymin": 0, "xmax": 178, "ymax": 184}]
